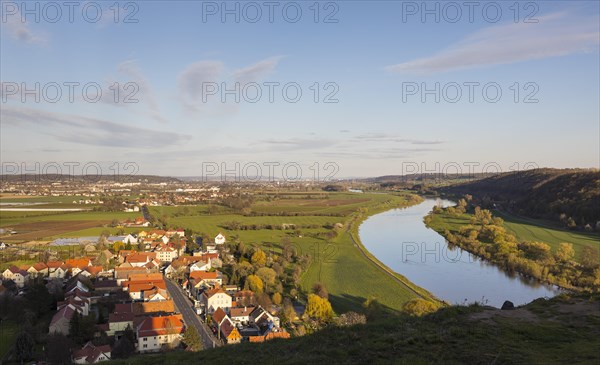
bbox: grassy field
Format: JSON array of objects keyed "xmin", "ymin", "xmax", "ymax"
[
  {"xmin": 494, "ymin": 210, "xmax": 599, "ymax": 261},
  {"xmin": 156, "ymin": 192, "xmax": 434, "ymax": 312},
  {"xmin": 109, "ymin": 293, "xmax": 600, "ymax": 365},
  {"xmin": 428, "ymin": 210, "xmax": 599, "ymax": 263}
]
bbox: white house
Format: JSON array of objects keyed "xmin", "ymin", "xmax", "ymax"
[
  {"xmin": 154, "ymin": 245, "xmax": 178, "ymax": 262},
  {"xmin": 189, "ymin": 260, "xmax": 211, "ymax": 272},
  {"xmin": 214, "ymin": 233, "xmax": 226, "ymax": 245},
  {"xmin": 2, "ymin": 266, "xmax": 29, "ymax": 288},
  {"xmin": 136, "ymin": 315, "xmax": 184, "ymax": 353},
  {"xmin": 72, "ymin": 342, "xmax": 111, "ymax": 364},
  {"xmin": 200, "ymin": 288, "xmax": 232, "ymax": 314}
]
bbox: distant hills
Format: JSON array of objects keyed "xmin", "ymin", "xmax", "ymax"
[{"xmin": 439, "ymin": 168, "xmax": 600, "ymax": 229}]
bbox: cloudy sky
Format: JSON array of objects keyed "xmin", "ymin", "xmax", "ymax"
[{"xmin": 1, "ymin": 1, "xmax": 599, "ymax": 179}]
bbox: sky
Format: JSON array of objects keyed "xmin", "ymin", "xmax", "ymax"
[{"xmin": 1, "ymin": 0, "xmax": 599, "ymax": 180}]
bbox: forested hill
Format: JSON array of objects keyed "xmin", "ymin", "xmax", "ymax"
[{"xmin": 439, "ymin": 168, "xmax": 600, "ymax": 229}]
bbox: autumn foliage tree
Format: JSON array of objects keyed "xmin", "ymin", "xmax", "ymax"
[{"xmin": 305, "ymin": 294, "xmax": 334, "ymax": 322}]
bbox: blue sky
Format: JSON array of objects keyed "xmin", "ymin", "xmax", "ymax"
[{"xmin": 1, "ymin": 0, "xmax": 599, "ymax": 178}]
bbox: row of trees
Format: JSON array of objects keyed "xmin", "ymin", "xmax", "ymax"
[{"xmin": 430, "ymin": 205, "xmax": 600, "ymax": 291}]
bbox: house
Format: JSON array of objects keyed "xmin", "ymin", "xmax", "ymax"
[
  {"xmin": 154, "ymin": 244, "xmax": 178, "ymax": 262},
  {"xmin": 2, "ymin": 266, "xmax": 29, "ymax": 288},
  {"xmin": 220, "ymin": 320, "xmax": 241, "ymax": 344},
  {"xmin": 200, "ymin": 288, "xmax": 232, "ymax": 315},
  {"xmin": 229, "ymin": 306, "xmax": 254, "ymax": 325},
  {"xmin": 107, "ymin": 312, "xmax": 134, "ymax": 336},
  {"xmin": 133, "ymin": 300, "xmax": 175, "ymax": 316},
  {"xmin": 46, "ymin": 261, "xmax": 67, "ymax": 279},
  {"xmin": 114, "ymin": 267, "xmax": 150, "ymax": 284},
  {"xmin": 82, "ymin": 266, "xmax": 103, "ymax": 278},
  {"xmin": 136, "ymin": 314, "xmax": 184, "ymax": 353},
  {"xmin": 123, "ymin": 234, "xmax": 138, "ymax": 244},
  {"xmin": 27, "ymin": 262, "xmax": 49, "ymax": 277},
  {"xmin": 49, "ymin": 304, "xmax": 77, "ymax": 335},
  {"xmin": 125, "ymin": 253, "xmax": 154, "ymax": 267},
  {"xmin": 214, "ymin": 233, "xmax": 226, "ymax": 245},
  {"xmin": 250, "ymin": 305, "xmax": 281, "ymax": 328},
  {"xmin": 189, "ymin": 260, "xmax": 211, "ymax": 272},
  {"xmin": 211, "ymin": 308, "xmax": 241, "ymax": 344},
  {"xmin": 234, "ymin": 290, "xmax": 256, "ymax": 307},
  {"xmin": 66, "ymin": 258, "xmax": 93, "ymax": 270},
  {"xmin": 188, "ymin": 271, "xmax": 223, "ymax": 298},
  {"xmin": 72, "ymin": 342, "xmax": 111, "ymax": 364}
]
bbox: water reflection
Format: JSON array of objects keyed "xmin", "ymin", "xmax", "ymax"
[{"xmin": 359, "ymin": 198, "xmax": 560, "ymax": 307}]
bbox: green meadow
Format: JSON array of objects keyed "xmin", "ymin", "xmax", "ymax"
[{"xmin": 428, "ymin": 210, "xmax": 599, "ymax": 263}]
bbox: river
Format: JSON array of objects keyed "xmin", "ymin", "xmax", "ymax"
[{"xmin": 359, "ymin": 198, "xmax": 559, "ymax": 307}]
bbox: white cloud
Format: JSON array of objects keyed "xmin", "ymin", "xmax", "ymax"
[
  {"xmin": 177, "ymin": 57, "xmax": 283, "ymax": 115},
  {"xmin": 233, "ymin": 56, "xmax": 283, "ymax": 86},
  {"xmin": 386, "ymin": 12, "xmax": 599, "ymax": 74},
  {"xmin": 1, "ymin": 106, "xmax": 190, "ymax": 148},
  {"xmin": 1, "ymin": 7, "xmax": 46, "ymax": 44}
]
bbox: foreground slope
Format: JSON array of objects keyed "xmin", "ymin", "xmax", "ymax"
[{"xmin": 111, "ymin": 294, "xmax": 600, "ymax": 365}]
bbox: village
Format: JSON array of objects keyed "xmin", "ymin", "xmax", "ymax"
[{"xmin": 0, "ymin": 225, "xmax": 291, "ymax": 363}]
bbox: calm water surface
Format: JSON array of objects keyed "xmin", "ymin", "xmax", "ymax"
[{"xmin": 359, "ymin": 198, "xmax": 559, "ymax": 307}]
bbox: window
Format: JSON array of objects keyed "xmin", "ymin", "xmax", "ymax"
[{"xmin": 143, "ymin": 338, "xmax": 147, "ymax": 341}]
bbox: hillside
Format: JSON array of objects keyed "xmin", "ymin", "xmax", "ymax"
[
  {"xmin": 111, "ymin": 293, "xmax": 600, "ymax": 365},
  {"xmin": 439, "ymin": 169, "xmax": 600, "ymax": 229}
]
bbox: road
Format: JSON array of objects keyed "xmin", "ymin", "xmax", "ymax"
[{"xmin": 164, "ymin": 277, "xmax": 222, "ymax": 349}]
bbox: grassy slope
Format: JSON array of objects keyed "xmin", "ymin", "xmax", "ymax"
[
  {"xmin": 427, "ymin": 211, "xmax": 599, "ymax": 263},
  {"xmin": 110, "ymin": 294, "xmax": 600, "ymax": 365}
]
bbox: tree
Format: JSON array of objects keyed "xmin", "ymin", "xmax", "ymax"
[
  {"xmin": 15, "ymin": 331, "xmax": 35, "ymax": 363},
  {"xmin": 112, "ymin": 241, "xmax": 125, "ymax": 252},
  {"xmin": 256, "ymin": 267, "xmax": 277, "ymax": 290},
  {"xmin": 112, "ymin": 337, "xmax": 135, "ymax": 359},
  {"xmin": 312, "ymin": 282, "xmax": 329, "ymax": 299},
  {"xmin": 305, "ymin": 294, "xmax": 334, "ymax": 322},
  {"xmin": 257, "ymin": 292, "xmax": 272, "ymax": 308},
  {"xmin": 245, "ymin": 274, "xmax": 264, "ymax": 294},
  {"xmin": 402, "ymin": 298, "xmax": 438, "ymax": 317},
  {"xmin": 183, "ymin": 326, "xmax": 203, "ymax": 351},
  {"xmin": 363, "ymin": 297, "xmax": 382, "ymax": 321},
  {"xmin": 46, "ymin": 333, "xmax": 72, "ymax": 365},
  {"xmin": 555, "ymin": 243, "xmax": 575, "ymax": 262},
  {"xmin": 251, "ymin": 249, "xmax": 267, "ymax": 267},
  {"xmin": 272, "ymin": 292, "xmax": 282, "ymax": 306},
  {"xmin": 519, "ymin": 241, "xmax": 552, "ymax": 261},
  {"xmin": 25, "ymin": 283, "xmax": 54, "ymax": 316}
]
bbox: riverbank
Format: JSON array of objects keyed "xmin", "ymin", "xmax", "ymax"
[
  {"xmin": 425, "ymin": 207, "xmax": 598, "ymax": 293},
  {"xmin": 300, "ymin": 192, "xmax": 440, "ymax": 313},
  {"xmin": 346, "ymin": 195, "xmax": 443, "ymax": 304}
]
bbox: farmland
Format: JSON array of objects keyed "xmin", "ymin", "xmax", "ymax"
[{"xmin": 0, "ymin": 191, "xmax": 435, "ymax": 312}]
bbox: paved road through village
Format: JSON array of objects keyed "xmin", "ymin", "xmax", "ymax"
[{"xmin": 164, "ymin": 277, "xmax": 222, "ymax": 348}]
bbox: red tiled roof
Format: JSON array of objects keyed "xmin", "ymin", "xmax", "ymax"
[
  {"xmin": 212, "ymin": 307, "xmax": 228, "ymax": 324},
  {"xmin": 230, "ymin": 306, "xmax": 254, "ymax": 318},
  {"xmin": 72, "ymin": 341, "xmax": 111, "ymax": 364},
  {"xmin": 66, "ymin": 258, "xmax": 91, "ymax": 269},
  {"xmin": 189, "ymin": 271, "xmax": 218, "ymax": 281},
  {"xmin": 109, "ymin": 312, "xmax": 134, "ymax": 323},
  {"xmin": 136, "ymin": 314, "xmax": 184, "ymax": 337}
]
